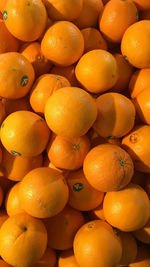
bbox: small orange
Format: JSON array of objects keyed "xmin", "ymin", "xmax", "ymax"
[
  {"xmin": 129, "ymin": 68, "xmax": 150, "ymax": 99},
  {"xmin": 134, "ymin": 87, "xmax": 150, "ymax": 124},
  {"xmin": 119, "ymin": 232, "xmax": 138, "ymax": 266},
  {"xmin": 51, "ymin": 65, "xmax": 79, "ymax": 87},
  {"xmin": 88, "ymin": 203, "xmax": 105, "ymax": 220},
  {"xmin": 30, "ymin": 74, "xmax": 70, "ymax": 114},
  {"xmin": 4, "ymin": 96, "xmax": 31, "ymax": 116},
  {"xmin": 103, "ymin": 183, "xmax": 150, "ymax": 231},
  {"xmin": 0, "ymin": 111, "xmax": 50, "ymax": 157},
  {"xmin": 73, "ymin": 220, "xmax": 122, "ymax": 267},
  {"xmin": 132, "ymin": 0, "xmax": 150, "ymax": 10},
  {"xmin": 58, "ymin": 249, "xmax": 79, "ymax": 267},
  {"xmin": 0, "ymin": 210, "xmax": 8, "ymax": 228},
  {"xmin": 0, "ymin": 52, "xmax": 35, "ymax": 99},
  {"xmin": 5, "ymin": 183, "xmax": 24, "ymax": 216},
  {"xmin": 130, "ymin": 245, "xmax": 150, "ymax": 267},
  {"xmin": 81, "ymin": 27, "xmax": 107, "ymax": 53},
  {"xmin": 75, "ymin": 49, "xmax": 118, "ymax": 94},
  {"xmin": 67, "ymin": 169, "xmax": 104, "ymax": 211},
  {"xmin": 32, "ymin": 248, "xmax": 57, "ymax": 267},
  {"xmin": 44, "ymin": 206, "xmax": 84, "ymax": 250},
  {"xmin": 41, "ymin": 21, "xmax": 84, "ymax": 66},
  {"xmin": 133, "ymin": 217, "xmax": 150, "ymax": 244},
  {"xmin": 0, "ymin": 260, "xmax": 11, "ymax": 267},
  {"xmin": 19, "ymin": 167, "xmax": 69, "ymax": 218},
  {"xmin": 0, "ymin": 213, "xmax": 47, "ymax": 266}
]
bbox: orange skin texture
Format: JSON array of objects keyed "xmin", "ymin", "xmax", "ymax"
[
  {"xmin": 73, "ymin": 220, "xmax": 122, "ymax": 267},
  {"xmin": 1, "ymin": 148, "xmax": 43, "ymax": 181},
  {"xmin": 44, "ymin": 87, "xmax": 97, "ymax": 138},
  {"xmin": 83, "ymin": 144, "xmax": 134, "ymax": 192},
  {"xmin": 31, "ymin": 248, "xmax": 57, "ymax": 267},
  {"xmin": 132, "ymin": 0, "xmax": 150, "ymax": 10},
  {"xmin": 0, "ymin": 52, "xmax": 35, "ymax": 99},
  {"xmin": 4, "ymin": 0, "xmax": 47, "ymax": 42},
  {"xmin": 30, "ymin": 74, "xmax": 70, "ymax": 114},
  {"xmin": 145, "ymin": 176, "xmax": 150, "ymax": 198},
  {"xmin": 122, "ymin": 125, "xmax": 150, "ymax": 173},
  {"xmin": 133, "ymin": 217, "xmax": 150, "ymax": 244},
  {"xmin": 51, "ymin": 65, "xmax": 79, "ymax": 87},
  {"xmin": 44, "ymin": 0, "xmax": 83, "ymax": 21},
  {"xmin": 41, "ymin": 21, "xmax": 84, "ymax": 67},
  {"xmin": 0, "ymin": 111, "xmax": 50, "ymax": 157},
  {"xmin": 0, "ymin": 20, "xmax": 19, "ymax": 54},
  {"xmin": 140, "ymin": 9, "xmax": 150, "ymax": 19},
  {"xmin": 93, "ymin": 92, "xmax": 136, "ymax": 138},
  {"xmin": 0, "ymin": 213, "xmax": 47, "ymax": 267},
  {"xmin": 67, "ymin": 169, "xmax": 104, "ymax": 211},
  {"xmin": 0, "ymin": 210, "xmax": 8, "ymax": 228},
  {"xmin": 4, "ymin": 96, "xmax": 31, "ymax": 116},
  {"xmin": 5, "ymin": 183, "xmax": 24, "ymax": 216},
  {"xmin": 130, "ymin": 245, "xmax": 150, "ymax": 266},
  {"xmin": 119, "ymin": 232, "xmax": 138, "ymax": 266},
  {"xmin": 75, "ymin": 49, "xmax": 118, "ymax": 94},
  {"xmin": 121, "ymin": 20, "xmax": 150, "ymax": 68},
  {"xmin": 0, "ymin": 0, "xmax": 7, "ymax": 12},
  {"xmin": 103, "ymin": 183, "xmax": 150, "ymax": 232},
  {"xmin": 58, "ymin": 249, "xmax": 79, "ymax": 267},
  {"xmin": 73, "ymin": 0, "xmax": 104, "ymax": 29},
  {"xmin": 47, "ymin": 135, "xmax": 90, "ymax": 171},
  {"xmin": 19, "ymin": 167, "xmax": 69, "ymax": 218},
  {"xmin": 99, "ymin": 0, "xmax": 138, "ymax": 43},
  {"xmin": 81, "ymin": 27, "xmax": 107, "ymax": 53},
  {"xmin": 134, "ymin": 87, "xmax": 150, "ymax": 124},
  {"xmin": 20, "ymin": 42, "xmax": 52, "ymax": 78},
  {"xmin": 129, "ymin": 68, "xmax": 150, "ymax": 99},
  {"xmin": 44, "ymin": 206, "xmax": 84, "ymax": 250},
  {"xmin": 0, "ymin": 176, "xmax": 14, "ymax": 196},
  {"xmin": 88, "ymin": 203, "xmax": 105, "ymax": 220}
]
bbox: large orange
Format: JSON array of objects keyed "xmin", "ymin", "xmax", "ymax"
[
  {"xmin": 119, "ymin": 232, "xmax": 138, "ymax": 266},
  {"xmin": 130, "ymin": 245, "xmax": 150, "ymax": 267},
  {"xmin": 73, "ymin": 220, "xmax": 122, "ymax": 267},
  {"xmin": 103, "ymin": 183, "xmax": 150, "ymax": 231},
  {"xmin": 41, "ymin": 21, "xmax": 84, "ymax": 66},
  {"xmin": 93, "ymin": 92, "xmax": 135, "ymax": 138},
  {"xmin": 58, "ymin": 249, "xmax": 79, "ymax": 267},
  {"xmin": 51, "ymin": 65, "xmax": 79, "ymax": 87},
  {"xmin": 44, "ymin": 206, "xmax": 84, "ymax": 250},
  {"xmin": 83, "ymin": 144, "xmax": 134, "ymax": 192},
  {"xmin": 5, "ymin": 183, "xmax": 24, "ymax": 216},
  {"xmin": 19, "ymin": 167, "xmax": 69, "ymax": 218},
  {"xmin": 0, "ymin": 52, "xmax": 35, "ymax": 99},
  {"xmin": 121, "ymin": 20, "xmax": 150, "ymax": 68},
  {"xmin": 134, "ymin": 87, "xmax": 150, "ymax": 124},
  {"xmin": 32, "ymin": 248, "xmax": 56, "ymax": 267},
  {"xmin": 44, "ymin": 87, "xmax": 97, "ymax": 138},
  {"xmin": 0, "ymin": 213, "xmax": 47, "ymax": 266},
  {"xmin": 129, "ymin": 68, "xmax": 150, "ymax": 98},
  {"xmin": 67, "ymin": 169, "xmax": 104, "ymax": 211},
  {"xmin": 133, "ymin": 217, "xmax": 150, "ymax": 244},
  {"xmin": 0, "ymin": 111, "xmax": 50, "ymax": 157},
  {"xmin": 99, "ymin": 0, "xmax": 138, "ymax": 43},
  {"xmin": 0, "ymin": 210, "xmax": 8, "ymax": 228},
  {"xmin": 30, "ymin": 74, "xmax": 70, "ymax": 114},
  {"xmin": 122, "ymin": 125, "xmax": 150, "ymax": 172},
  {"xmin": 3, "ymin": 0, "xmax": 47, "ymax": 41},
  {"xmin": 132, "ymin": 0, "xmax": 150, "ymax": 10},
  {"xmin": 4, "ymin": 96, "xmax": 31, "ymax": 116},
  {"xmin": 75, "ymin": 49, "xmax": 118, "ymax": 94}
]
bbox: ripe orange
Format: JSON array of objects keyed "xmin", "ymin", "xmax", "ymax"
[
  {"xmin": 0, "ymin": 210, "xmax": 8, "ymax": 228},
  {"xmin": 4, "ymin": 96, "xmax": 31, "ymax": 116},
  {"xmin": 73, "ymin": 220, "xmax": 122, "ymax": 267},
  {"xmin": 58, "ymin": 249, "xmax": 79, "ymax": 267},
  {"xmin": 0, "ymin": 213, "xmax": 47, "ymax": 266},
  {"xmin": 0, "ymin": 52, "xmax": 35, "ymax": 99},
  {"xmin": 44, "ymin": 206, "xmax": 84, "ymax": 250},
  {"xmin": 103, "ymin": 183, "xmax": 150, "ymax": 231},
  {"xmin": 0, "ymin": 111, "xmax": 50, "ymax": 157},
  {"xmin": 5, "ymin": 183, "xmax": 24, "ymax": 216},
  {"xmin": 130, "ymin": 245, "xmax": 150, "ymax": 267},
  {"xmin": 45, "ymin": 87, "xmax": 97, "ymax": 138},
  {"xmin": 41, "ymin": 21, "xmax": 84, "ymax": 66},
  {"xmin": 19, "ymin": 167, "xmax": 69, "ymax": 218},
  {"xmin": 30, "ymin": 74, "xmax": 70, "ymax": 114},
  {"xmin": 75, "ymin": 49, "xmax": 118, "ymax": 94},
  {"xmin": 119, "ymin": 232, "xmax": 138, "ymax": 266},
  {"xmin": 134, "ymin": 87, "xmax": 150, "ymax": 124},
  {"xmin": 133, "ymin": 217, "xmax": 150, "ymax": 244},
  {"xmin": 67, "ymin": 169, "xmax": 104, "ymax": 211},
  {"xmin": 132, "ymin": 0, "xmax": 150, "ymax": 10},
  {"xmin": 0, "ymin": 260, "xmax": 11, "ymax": 267},
  {"xmin": 51, "ymin": 65, "xmax": 79, "ymax": 87},
  {"xmin": 129, "ymin": 68, "xmax": 150, "ymax": 98},
  {"xmin": 0, "ymin": 0, "xmax": 7, "ymax": 13},
  {"xmin": 32, "ymin": 248, "xmax": 57, "ymax": 267}
]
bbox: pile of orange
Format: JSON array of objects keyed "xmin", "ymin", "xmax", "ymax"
[{"xmin": 0, "ymin": 0, "xmax": 149, "ymax": 266}]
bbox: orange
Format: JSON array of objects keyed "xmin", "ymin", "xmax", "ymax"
[
  {"xmin": 0, "ymin": 19, "xmax": 19, "ymax": 54},
  {"xmin": 44, "ymin": 206, "xmax": 84, "ymax": 250},
  {"xmin": 5, "ymin": 183, "xmax": 24, "ymax": 216},
  {"xmin": 47, "ymin": 135, "xmax": 90, "ymax": 171},
  {"xmin": 44, "ymin": 0, "xmax": 83, "ymax": 21},
  {"xmin": 103, "ymin": 183, "xmax": 150, "ymax": 231},
  {"xmin": 0, "ymin": 111, "xmax": 50, "ymax": 157},
  {"xmin": 81, "ymin": 27, "xmax": 107, "ymax": 53},
  {"xmin": 88, "ymin": 203, "xmax": 105, "ymax": 220},
  {"xmin": 140, "ymin": 9, "xmax": 150, "ymax": 19},
  {"xmin": 20, "ymin": 42, "xmax": 52, "ymax": 78},
  {"xmin": 99, "ymin": 0, "xmax": 138, "ymax": 43},
  {"xmin": 121, "ymin": 20, "xmax": 150, "ymax": 68},
  {"xmin": 32, "ymin": 248, "xmax": 56, "ymax": 267},
  {"xmin": 133, "ymin": 217, "xmax": 150, "ymax": 244},
  {"xmin": 132, "ymin": 0, "xmax": 150, "ymax": 10},
  {"xmin": 73, "ymin": 0, "xmax": 103, "ymax": 29},
  {"xmin": 0, "ymin": 176, "xmax": 14, "ymax": 196},
  {"xmin": 0, "ymin": 0, "xmax": 7, "ymax": 13},
  {"xmin": 93, "ymin": 92, "xmax": 136, "ymax": 138},
  {"xmin": 145, "ymin": 176, "xmax": 150, "ymax": 198},
  {"xmin": 58, "ymin": 249, "xmax": 79, "ymax": 267},
  {"xmin": 134, "ymin": 87, "xmax": 150, "ymax": 124},
  {"xmin": 45, "ymin": 87, "xmax": 97, "ymax": 138},
  {"xmin": 4, "ymin": 96, "xmax": 31, "ymax": 116},
  {"xmin": 30, "ymin": 74, "xmax": 70, "ymax": 114},
  {"xmin": 0, "ymin": 213, "xmax": 47, "ymax": 266},
  {"xmin": 51, "ymin": 65, "xmax": 79, "ymax": 87},
  {"xmin": 41, "ymin": 21, "xmax": 84, "ymax": 67},
  {"xmin": 73, "ymin": 220, "xmax": 122, "ymax": 267},
  {"xmin": 43, "ymin": 154, "xmax": 69, "ymax": 178},
  {"xmin": 0, "ymin": 260, "xmax": 11, "ymax": 267},
  {"xmin": 75, "ymin": 49, "xmax": 118, "ymax": 94},
  {"xmin": 0, "ymin": 210, "xmax": 8, "ymax": 228},
  {"xmin": 130, "ymin": 245, "xmax": 150, "ymax": 267},
  {"xmin": 119, "ymin": 232, "xmax": 138, "ymax": 266},
  {"xmin": 122, "ymin": 125, "xmax": 150, "ymax": 172},
  {"xmin": 129, "ymin": 68, "xmax": 150, "ymax": 99},
  {"xmin": 19, "ymin": 167, "xmax": 69, "ymax": 218},
  {"xmin": 0, "ymin": 52, "xmax": 35, "ymax": 99},
  {"xmin": 3, "ymin": 0, "xmax": 47, "ymax": 41},
  {"xmin": 67, "ymin": 169, "xmax": 104, "ymax": 211}
]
